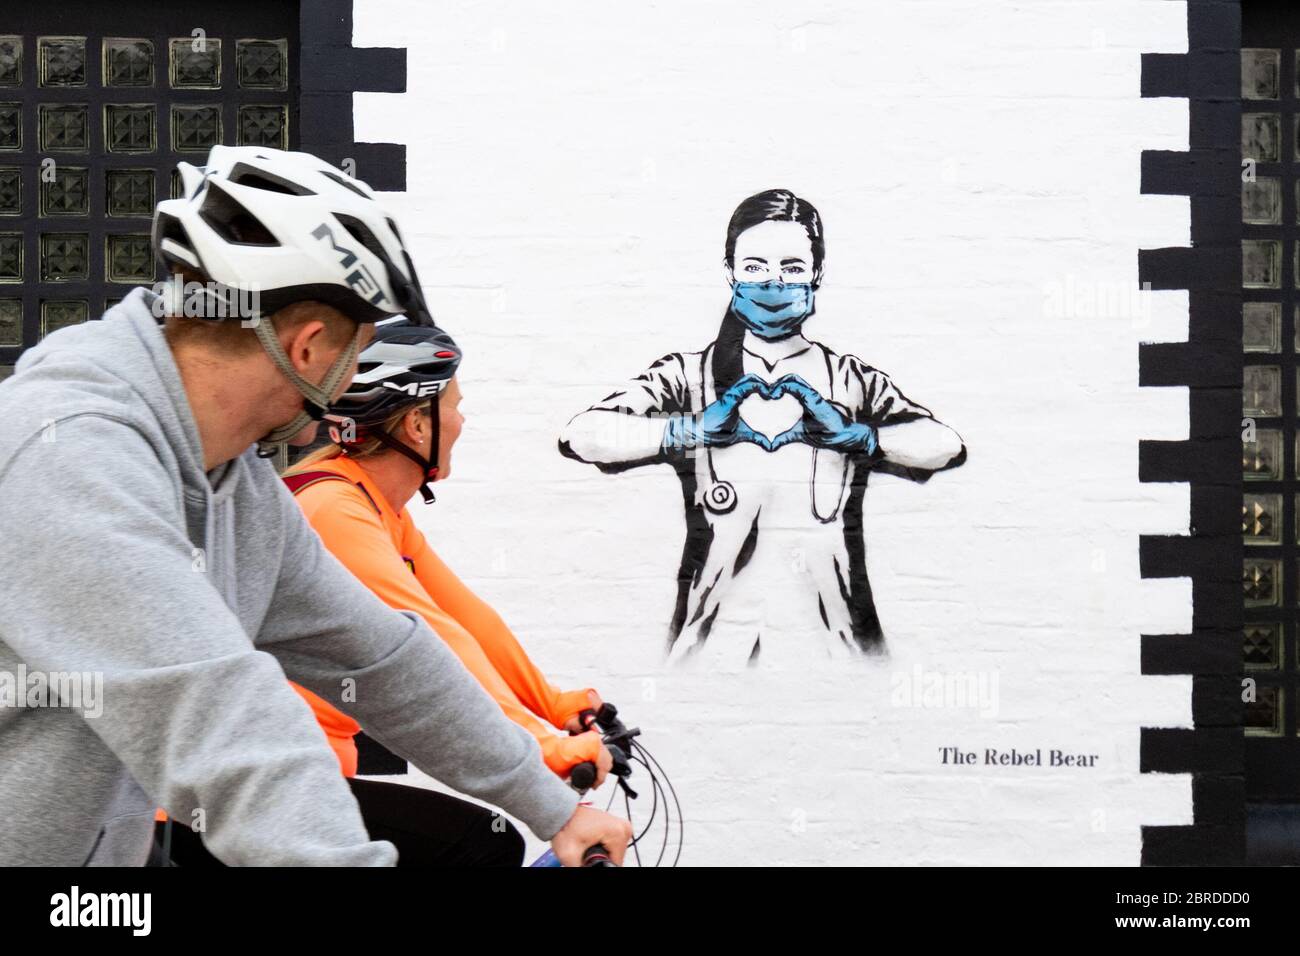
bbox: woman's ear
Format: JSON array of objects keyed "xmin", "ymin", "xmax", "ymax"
[
  {"xmin": 403, "ymin": 405, "xmax": 426, "ymax": 444},
  {"xmin": 723, "ymin": 259, "xmax": 736, "ymax": 288}
]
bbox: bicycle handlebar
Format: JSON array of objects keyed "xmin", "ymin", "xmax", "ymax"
[
  {"xmin": 529, "ymin": 843, "xmax": 617, "ymax": 867},
  {"xmin": 582, "ymin": 844, "xmax": 617, "ymax": 867},
  {"xmin": 567, "ymin": 703, "xmax": 640, "ymax": 795}
]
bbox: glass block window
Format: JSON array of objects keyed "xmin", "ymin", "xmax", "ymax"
[
  {"xmin": 0, "ymin": 297, "xmax": 20, "ymax": 345},
  {"xmin": 105, "ymin": 233, "xmax": 154, "ymax": 284},
  {"xmin": 39, "ymin": 104, "xmax": 88, "ymax": 151},
  {"xmin": 1245, "ymin": 48, "xmax": 1282, "ymax": 99},
  {"xmin": 0, "ymin": 37, "xmax": 21, "ymax": 87},
  {"xmin": 1245, "ymin": 365, "xmax": 1282, "ymax": 415},
  {"xmin": 1245, "ymin": 176, "xmax": 1281, "ymax": 223},
  {"xmin": 105, "ymin": 104, "xmax": 156, "ymax": 153},
  {"xmin": 106, "ymin": 169, "xmax": 154, "ymax": 218},
  {"xmin": 40, "ymin": 166, "xmax": 88, "ymax": 217},
  {"xmin": 238, "ymin": 39, "xmax": 287, "ymax": 90},
  {"xmin": 238, "ymin": 105, "xmax": 286, "ymax": 148},
  {"xmin": 39, "ymin": 299, "xmax": 88, "ymax": 337},
  {"xmin": 1244, "ymin": 239, "xmax": 1282, "ymax": 287},
  {"xmin": 169, "ymin": 37, "xmax": 222, "ymax": 88},
  {"xmin": 1, "ymin": 11, "xmax": 294, "ymax": 365},
  {"xmin": 1246, "ymin": 622, "xmax": 1283, "ymax": 670},
  {"xmin": 1246, "ymin": 686, "xmax": 1284, "ymax": 737},
  {"xmin": 1245, "ymin": 558, "xmax": 1282, "ymax": 607},
  {"xmin": 1246, "ymin": 428, "xmax": 1284, "ymax": 481},
  {"xmin": 0, "ymin": 167, "xmax": 19, "ymax": 216},
  {"xmin": 0, "ymin": 103, "xmax": 20, "ymax": 150},
  {"xmin": 0, "ymin": 233, "xmax": 21, "ymax": 281},
  {"xmin": 40, "ymin": 233, "xmax": 89, "ymax": 282},
  {"xmin": 1245, "ymin": 302, "xmax": 1282, "ymax": 351},
  {"xmin": 38, "ymin": 37, "xmax": 86, "ymax": 87},
  {"xmin": 1245, "ymin": 112, "xmax": 1282, "ymax": 162},
  {"xmin": 1237, "ymin": 25, "xmax": 1300, "ymax": 755},
  {"xmin": 102, "ymin": 38, "xmax": 153, "ymax": 87},
  {"xmin": 1246, "ymin": 493, "xmax": 1283, "ymax": 545},
  {"xmin": 171, "ymin": 105, "xmax": 222, "ymax": 152}
]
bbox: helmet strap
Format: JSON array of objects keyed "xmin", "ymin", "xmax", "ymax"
[
  {"xmin": 365, "ymin": 397, "xmax": 441, "ymax": 504},
  {"xmin": 254, "ymin": 318, "xmax": 364, "ymax": 453}
]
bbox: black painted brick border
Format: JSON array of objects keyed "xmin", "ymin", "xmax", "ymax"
[
  {"xmin": 298, "ymin": 0, "xmax": 407, "ymax": 191},
  {"xmin": 1138, "ymin": 0, "xmax": 1246, "ymax": 866}
]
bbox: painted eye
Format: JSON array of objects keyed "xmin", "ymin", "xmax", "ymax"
[{"xmin": 745, "ymin": 264, "xmax": 762, "ymax": 273}]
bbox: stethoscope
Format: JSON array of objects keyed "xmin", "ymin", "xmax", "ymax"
[
  {"xmin": 701, "ymin": 444, "xmax": 739, "ymax": 515},
  {"xmin": 698, "ymin": 346, "xmax": 849, "ymax": 524}
]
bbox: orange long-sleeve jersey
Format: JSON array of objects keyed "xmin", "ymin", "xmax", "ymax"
[{"xmin": 281, "ymin": 453, "xmax": 602, "ymax": 779}]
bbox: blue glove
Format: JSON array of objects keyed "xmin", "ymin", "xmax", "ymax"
[
  {"xmin": 663, "ymin": 373, "xmax": 773, "ymax": 452},
  {"xmin": 768, "ymin": 374, "xmax": 878, "ymax": 454}
]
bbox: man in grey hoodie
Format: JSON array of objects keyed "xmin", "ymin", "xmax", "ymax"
[{"xmin": 0, "ymin": 146, "xmax": 631, "ymax": 866}]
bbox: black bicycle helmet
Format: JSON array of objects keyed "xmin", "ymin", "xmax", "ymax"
[{"xmin": 326, "ymin": 317, "xmax": 462, "ymax": 503}]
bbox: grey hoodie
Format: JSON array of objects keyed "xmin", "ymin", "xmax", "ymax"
[{"xmin": 0, "ymin": 288, "xmax": 579, "ymax": 865}]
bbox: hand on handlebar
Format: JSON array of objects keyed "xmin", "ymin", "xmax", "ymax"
[
  {"xmin": 592, "ymin": 743, "xmax": 613, "ymax": 790},
  {"xmin": 550, "ymin": 804, "xmax": 633, "ymax": 868},
  {"xmin": 565, "ymin": 739, "xmax": 613, "ymax": 792},
  {"xmin": 563, "ymin": 690, "xmax": 604, "ymax": 734},
  {"xmin": 565, "ymin": 700, "xmax": 639, "ymax": 794}
]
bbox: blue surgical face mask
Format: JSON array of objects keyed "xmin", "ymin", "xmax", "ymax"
[{"xmin": 730, "ymin": 280, "xmax": 815, "ymax": 340}]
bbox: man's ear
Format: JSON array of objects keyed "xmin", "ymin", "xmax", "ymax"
[{"xmin": 284, "ymin": 319, "xmax": 329, "ymax": 373}]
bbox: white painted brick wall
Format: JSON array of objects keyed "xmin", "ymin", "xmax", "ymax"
[{"xmin": 348, "ymin": 0, "xmax": 1195, "ymax": 864}]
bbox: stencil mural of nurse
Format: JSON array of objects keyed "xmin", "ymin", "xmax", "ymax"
[{"xmin": 559, "ymin": 189, "xmax": 967, "ymax": 667}]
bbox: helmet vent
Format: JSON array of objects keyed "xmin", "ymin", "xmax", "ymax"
[
  {"xmin": 199, "ymin": 182, "xmax": 279, "ymax": 247},
  {"xmin": 334, "ymin": 214, "xmax": 388, "ymax": 263},
  {"xmin": 227, "ymin": 162, "xmax": 316, "ymax": 196},
  {"xmin": 156, "ymin": 211, "xmax": 190, "ymax": 250}
]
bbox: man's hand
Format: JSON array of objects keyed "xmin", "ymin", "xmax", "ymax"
[{"xmin": 550, "ymin": 804, "xmax": 634, "ymax": 867}]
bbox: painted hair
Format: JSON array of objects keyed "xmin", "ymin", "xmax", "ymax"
[
  {"xmin": 723, "ymin": 189, "xmax": 825, "ymax": 278},
  {"xmin": 714, "ymin": 189, "xmax": 825, "ymax": 399}
]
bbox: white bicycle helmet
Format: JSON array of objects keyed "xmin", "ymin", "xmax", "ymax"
[{"xmin": 152, "ymin": 145, "xmax": 437, "ymax": 447}]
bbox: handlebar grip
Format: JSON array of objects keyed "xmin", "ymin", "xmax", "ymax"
[
  {"xmin": 569, "ymin": 760, "xmax": 597, "ymax": 792},
  {"xmin": 582, "ymin": 844, "xmax": 617, "ymax": 867},
  {"xmin": 573, "ymin": 708, "xmax": 598, "ymax": 733}
]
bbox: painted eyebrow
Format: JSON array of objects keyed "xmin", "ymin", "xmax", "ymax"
[
  {"xmin": 780, "ymin": 258, "xmax": 807, "ymax": 266},
  {"xmin": 740, "ymin": 256, "xmax": 768, "ymax": 263}
]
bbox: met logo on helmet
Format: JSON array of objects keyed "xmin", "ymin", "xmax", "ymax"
[
  {"xmin": 311, "ymin": 222, "xmax": 389, "ymax": 307},
  {"xmin": 382, "ymin": 380, "xmax": 443, "ymax": 398}
]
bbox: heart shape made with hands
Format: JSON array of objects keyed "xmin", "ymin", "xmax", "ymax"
[{"xmin": 737, "ymin": 388, "xmax": 805, "ymax": 443}]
